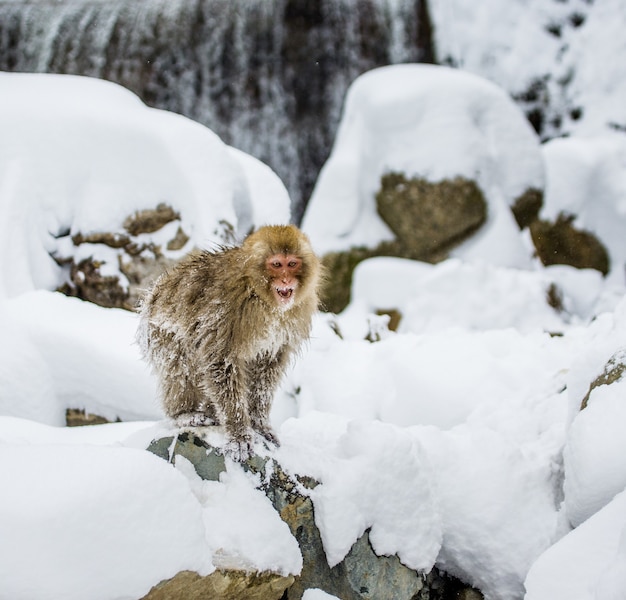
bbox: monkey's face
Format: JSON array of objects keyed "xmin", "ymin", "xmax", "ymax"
[{"xmin": 265, "ymin": 253, "xmax": 301, "ymax": 308}]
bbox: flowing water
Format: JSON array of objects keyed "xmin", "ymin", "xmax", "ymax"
[{"xmin": 0, "ymin": 0, "xmax": 434, "ymax": 220}]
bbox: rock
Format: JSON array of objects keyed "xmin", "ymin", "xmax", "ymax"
[
  {"xmin": 530, "ymin": 212, "xmax": 610, "ymax": 275},
  {"xmin": 119, "ymin": 252, "xmax": 179, "ymax": 310},
  {"xmin": 511, "ymin": 188, "xmax": 543, "ymax": 229},
  {"xmin": 54, "ymin": 203, "xmax": 192, "ymax": 311},
  {"xmin": 71, "ymin": 231, "xmax": 131, "ymax": 248},
  {"xmin": 142, "ymin": 569, "xmax": 294, "ymax": 600},
  {"xmin": 167, "ymin": 226, "xmax": 191, "ymax": 251},
  {"xmin": 580, "ymin": 348, "xmax": 626, "ymax": 410},
  {"xmin": 146, "ymin": 432, "xmax": 481, "ymax": 600},
  {"xmin": 65, "ymin": 408, "xmax": 116, "ymax": 427},
  {"xmin": 320, "ymin": 247, "xmax": 378, "ymax": 314},
  {"xmin": 146, "ymin": 432, "xmax": 226, "ymax": 482},
  {"xmin": 124, "ymin": 203, "xmax": 181, "ymax": 236},
  {"xmin": 58, "ymin": 257, "xmax": 131, "ymax": 310},
  {"xmin": 375, "ymin": 309, "xmax": 402, "ymax": 332},
  {"xmin": 376, "ymin": 173, "xmax": 487, "ymax": 261}
]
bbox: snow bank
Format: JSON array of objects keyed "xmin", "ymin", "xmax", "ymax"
[
  {"xmin": 566, "ymin": 0, "xmax": 626, "ymax": 137},
  {"xmin": 0, "ymin": 443, "xmax": 213, "ymax": 600},
  {"xmin": 302, "ymin": 63, "xmax": 543, "ymax": 267},
  {"xmin": 277, "ymin": 394, "xmax": 566, "ymax": 600},
  {"xmin": 0, "ymin": 290, "xmax": 159, "ymax": 426},
  {"xmin": 0, "ymin": 72, "xmax": 290, "ymax": 299},
  {"xmin": 429, "ymin": 0, "xmax": 626, "ymax": 140},
  {"xmin": 0, "ymin": 417, "xmax": 302, "ymax": 596},
  {"xmin": 345, "ymin": 257, "xmax": 603, "ymax": 334},
  {"xmin": 524, "ymin": 489, "xmax": 626, "ymax": 600},
  {"xmin": 303, "ymin": 589, "xmax": 340, "ymax": 600},
  {"xmin": 279, "ymin": 308, "xmax": 575, "ymax": 431}
]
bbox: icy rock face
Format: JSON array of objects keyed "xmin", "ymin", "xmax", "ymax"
[{"xmin": 146, "ymin": 432, "xmax": 479, "ymax": 600}]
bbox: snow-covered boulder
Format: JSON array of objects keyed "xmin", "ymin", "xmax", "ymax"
[
  {"xmin": 302, "ymin": 64, "xmax": 543, "ymax": 262},
  {"xmin": 536, "ymin": 134, "xmax": 626, "ymax": 283},
  {"xmin": 146, "ymin": 430, "xmax": 479, "ymax": 600},
  {"xmin": 301, "ymin": 64, "xmax": 544, "ymax": 311},
  {"xmin": 0, "ymin": 72, "xmax": 290, "ymax": 301}
]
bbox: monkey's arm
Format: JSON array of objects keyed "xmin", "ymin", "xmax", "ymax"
[
  {"xmin": 246, "ymin": 350, "xmax": 290, "ymax": 446},
  {"xmin": 206, "ymin": 358, "xmax": 255, "ymax": 461}
]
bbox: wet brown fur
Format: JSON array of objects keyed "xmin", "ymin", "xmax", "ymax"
[{"xmin": 137, "ymin": 225, "xmax": 322, "ymax": 460}]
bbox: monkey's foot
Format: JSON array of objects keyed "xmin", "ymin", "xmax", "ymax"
[
  {"xmin": 174, "ymin": 412, "xmax": 215, "ymax": 428},
  {"xmin": 223, "ymin": 438, "xmax": 254, "ymax": 462},
  {"xmin": 257, "ymin": 428, "xmax": 281, "ymax": 450}
]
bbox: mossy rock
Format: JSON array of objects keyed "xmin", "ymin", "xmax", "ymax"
[
  {"xmin": 530, "ymin": 212, "xmax": 610, "ymax": 275},
  {"xmin": 320, "ymin": 246, "xmax": 381, "ymax": 313},
  {"xmin": 376, "ymin": 173, "xmax": 487, "ymax": 260},
  {"xmin": 320, "ymin": 173, "xmax": 488, "ymax": 313},
  {"xmin": 511, "ymin": 188, "xmax": 543, "ymax": 229}
]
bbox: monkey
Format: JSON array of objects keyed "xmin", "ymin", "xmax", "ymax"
[{"xmin": 136, "ymin": 224, "xmax": 322, "ymax": 461}]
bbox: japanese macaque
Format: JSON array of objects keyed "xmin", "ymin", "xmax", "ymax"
[{"xmin": 137, "ymin": 224, "xmax": 322, "ymax": 461}]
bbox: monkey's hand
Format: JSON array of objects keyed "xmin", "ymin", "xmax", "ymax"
[{"xmin": 223, "ymin": 436, "xmax": 254, "ymax": 462}]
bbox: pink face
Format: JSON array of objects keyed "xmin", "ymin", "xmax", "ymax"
[{"xmin": 266, "ymin": 253, "xmax": 302, "ymax": 307}]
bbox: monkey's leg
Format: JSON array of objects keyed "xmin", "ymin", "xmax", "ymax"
[
  {"xmin": 148, "ymin": 335, "xmax": 211, "ymax": 425},
  {"xmin": 246, "ymin": 352, "xmax": 287, "ymax": 447},
  {"xmin": 204, "ymin": 360, "xmax": 254, "ymax": 461}
]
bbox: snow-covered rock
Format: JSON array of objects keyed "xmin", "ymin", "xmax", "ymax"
[{"xmin": 0, "ymin": 72, "xmax": 290, "ymax": 300}]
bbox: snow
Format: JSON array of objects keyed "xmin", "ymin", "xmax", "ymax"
[
  {"xmin": 562, "ymin": 373, "xmax": 626, "ymax": 528},
  {"xmin": 302, "ymin": 590, "xmax": 340, "ymax": 600},
  {"xmin": 524, "ymin": 489, "xmax": 626, "ymax": 600},
  {"xmin": 1, "ymin": 19, "xmax": 626, "ymax": 600},
  {"xmin": 0, "ymin": 443, "xmax": 213, "ymax": 600}
]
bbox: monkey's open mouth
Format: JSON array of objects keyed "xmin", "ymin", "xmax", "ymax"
[{"xmin": 276, "ymin": 286, "xmax": 294, "ymax": 301}]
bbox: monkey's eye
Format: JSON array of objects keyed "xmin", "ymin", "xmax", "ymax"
[
  {"xmin": 272, "ymin": 261, "xmax": 282, "ymax": 268},
  {"xmin": 288, "ymin": 261, "xmax": 297, "ymax": 268}
]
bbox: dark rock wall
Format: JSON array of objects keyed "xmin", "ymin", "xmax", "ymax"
[{"xmin": 0, "ymin": 0, "xmax": 434, "ymax": 222}]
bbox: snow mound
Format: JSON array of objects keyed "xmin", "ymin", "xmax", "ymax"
[
  {"xmin": 345, "ymin": 257, "xmax": 606, "ymax": 335},
  {"xmin": 0, "ymin": 444, "xmax": 213, "ymax": 600},
  {"xmin": 0, "ymin": 290, "xmax": 159, "ymax": 426}
]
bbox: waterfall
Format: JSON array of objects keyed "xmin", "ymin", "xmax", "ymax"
[{"xmin": 0, "ymin": 0, "xmax": 434, "ymax": 221}]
